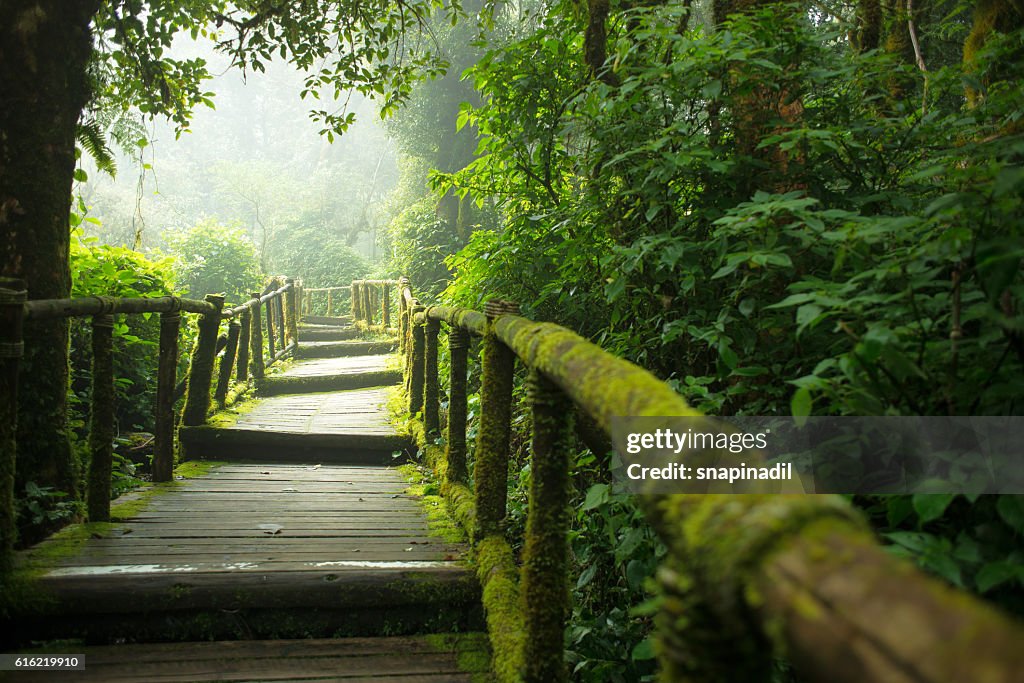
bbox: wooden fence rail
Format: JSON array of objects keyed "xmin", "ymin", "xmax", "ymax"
[
  {"xmin": 0, "ymin": 276, "xmax": 301, "ymax": 566},
  {"xmin": 387, "ymin": 275, "xmax": 1024, "ymax": 683},
  {"xmin": 349, "ymin": 279, "xmax": 399, "ymax": 331},
  {"xmin": 302, "ymin": 285, "xmax": 350, "ymax": 318}
]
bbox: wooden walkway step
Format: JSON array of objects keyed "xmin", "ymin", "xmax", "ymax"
[
  {"xmin": 297, "ymin": 326, "xmax": 360, "ymax": 342},
  {"xmin": 255, "ymin": 356, "xmax": 401, "ymax": 396},
  {"xmin": 6, "ymin": 634, "xmax": 491, "ymax": 682},
  {"xmin": 181, "ymin": 388, "xmax": 412, "ymax": 462},
  {"xmin": 14, "ymin": 464, "xmax": 480, "ymax": 643},
  {"xmin": 295, "ymin": 340, "xmax": 397, "ymax": 360},
  {"xmin": 301, "ymin": 315, "xmax": 352, "ymax": 326}
]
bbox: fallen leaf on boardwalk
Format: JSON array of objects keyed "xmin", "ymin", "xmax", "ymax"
[
  {"xmin": 281, "ymin": 488, "xmax": 299, "ymax": 493},
  {"xmin": 259, "ymin": 471, "xmax": 272, "ymax": 475},
  {"xmin": 358, "ymin": 497, "xmax": 364, "ymax": 501},
  {"xmin": 304, "ymin": 464, "xmax": 321, "ymax": 470},
  {"xmin": 390, "ymin": 494, "xmax": 399, "ymax": 499},
  {"xmin": 352, "ymin": 549, "xmax": 360, "ymax": 552},
  {"xmin": 257, "ymin": 523, "xmax": 284, "ymax": 535},
  {"xmin": 404, "ymin": 547, "xmax": 414, "ymax": 552}
]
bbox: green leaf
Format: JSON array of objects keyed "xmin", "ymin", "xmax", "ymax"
[
  {"xmin": 582, "ymin": 484, "xmax": 610, "ymax": 511},
  {"xmin": 912, "ymin": 494, "xmax": 955, "ymax": 524},
  {"xmin": 975, "ymin": 562, "xmax": 1022, "ymax": 593},
  {"xmin": 791, "ymin": 386, "xmax": 812, "ymax": 424},
  {"xmin": 996, "ymin": 496, "xmax": 1024, "ymax": 534},
  {"xmin": 631, "ymin": 636, "xmax": 656, "ymax": 662}
]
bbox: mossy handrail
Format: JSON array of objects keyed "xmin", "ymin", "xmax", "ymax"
[
  {"xmin": 387, "ymin": 276, "xmax": 1024, "ymax": 683},
  {"xmin": 0, "ymin": 274, "xmax": 301, "ymax": 569}
]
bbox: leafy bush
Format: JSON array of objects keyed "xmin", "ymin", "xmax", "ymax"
[
  {"xmin": 426, "ymin": 1, "xmax": 1024, "ymax": 672},
  {"xmin": 164, "ymin": 219, "xmax": 263, "ymax": 306}
]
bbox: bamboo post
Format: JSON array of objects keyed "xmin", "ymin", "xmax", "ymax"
[
  {"xmin": 521, "ymin": 369, "xmax": 572, "ymax": 682},
  {"xmin": 382, "ymin": 283, "xmax": 391, "ymax": 329},
  {"xmin": 214, "ymin": 319, "xmax": 241, "ymax": 406},
  {"xmin": 236, "ymin": 307, "xmax": 250, "ymax": 383},
  {"xmin": 181, "ymin": 294, "xmax": 225, "ymax": 426},
  {"xmin": 153, "ymin": 308, "xmax": 180, "ymax": 483},
  {"xmin": 265, "ymin": 296, "xmax": 277, "ymax": 359},
  {"xmin": 446, "ymin": 326, "xmax": 470, "ymax": 483},
  {"xmin": 424, "ymin": 315, "xmax": 441, "ymax": 435},
  {"xmin": 0, "ymin": 278, "xmax": 26, "ymax": 570},
  {"xmin": 350, "ymin": 282, "xmax": 359, "ymax": 322},
  {"xmin": 249, "ymin": 293, "xmax": 265, "ymax": 380},
  {"xmin": 409, "ymin": 303, "xmax": 426, "ymax": 416},
  {"xmin": 474, "ymin": 299, "xmax": 519, "ymax": 538},
  {"xmin": 87, "ymin": 312, "xmax": 115, "ymax": 522}
]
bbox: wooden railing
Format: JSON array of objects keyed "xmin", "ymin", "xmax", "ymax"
[
  {"xmin": 0, "ymin": 275, "xmax": 301, "ymax": 566},
  {"xmin": 302, "ymin": 285, "xmax": 350, "ymax": 318},
  {"xmin": 348, "ymin": 279, "xmax": 399, "ymax": 331},
  {"xmin": 391, "ymin": 276, "xmax": 1024, "ymax": 683}
]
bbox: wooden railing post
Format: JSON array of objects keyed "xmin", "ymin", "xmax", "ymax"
[
  {"xmin": 214, "ymin": 319, "xmax": 241, "ymax": 406},
  {"xmin": 236, "ymin": 308, "xmax": 250, "ymax": 383},
  {"xmin": 364, "ymin": 284, "xmax": 374, "ymax": 326},
  {"xmin": 409, "ymin": 302, "xmax": 426, "ymax": 416},
  {"xmin": 474, "ymin": 299, "xmax": 519, "ymax": 539},
  {"xmin": 382, "ymin": 283, "xmax": 391, "ymax": 329},
  {"xmin": 0, "ymin": 278, "xmax": 26, "ymax": 570},
  {"xmin": 181, "ymin": 294, "xmax": 225, "ymax": 426},
  {"xmin": 275, "ymin": 293, "xmax": 286, "ymax": 351},
  {"xmin": 350, "ymin": 282, "xmax": 360, "ymax": 322},
  {"xmin": 423, "ymin": 315, "xmax": 441, "ymax": 435},
  {"xmin": 446, "ymin": 326, "xmax": 470, "ymax": 483},
  {"xmin": 327, "ymin": 288, "xmax": 335, "ymax": 317},
  {"xmin": 153, "ymin": 307, "xmax": 180, "ymax": 483},
  {"xmin": 265, "ymin": 295, "xmax": 277, "ymax": 359},
  {"xmin": 87, "ymin": 311, "xmax": 115, "ymax": 522},
  {"xmin": 249, "ymin": 293, "xmax": 265, "ymax": 380},
  {"xmin": 521, "ymin": 369, "xmax": 572, "ymax": 682},
  {"xmin": 398, "ymin": 277, "xmax": 410, "ymax": 355}
]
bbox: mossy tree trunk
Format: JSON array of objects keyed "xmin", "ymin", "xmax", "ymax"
[
  {"xmin": 0, "ymin": 1, "xmax": 102, "ymax": 500},
  {"xmin": 964, "ymin": 0, "xmax": 1023, "ymax": 107}
]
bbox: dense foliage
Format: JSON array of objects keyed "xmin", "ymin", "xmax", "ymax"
[
  {"xmin": 164, "ymin": 219, "xmax": 263, "ymax": 305},
  {"xmin": 398, "ymin": 0, "xmax": 1024, "ymax": 677}
]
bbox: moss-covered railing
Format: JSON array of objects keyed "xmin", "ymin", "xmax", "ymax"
[
  {"xmin": 389, "ymin": 277, "xmax": 1024, "ymax": 683},
  {"xmin": 0, "ymin": 275, "xmax": 301, "ymax": 571},
  {"xmin": 349, "ymin": 278, "xmax": 399, "ymax": 332}
]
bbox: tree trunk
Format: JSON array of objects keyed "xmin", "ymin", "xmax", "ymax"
[
  {"xmin": 964, "ymin": 0, "xmax": 1024, "ymax": 107},
  {"xmin": 0, "ymin": 1, "xmax": 101, "ymax": 500}
]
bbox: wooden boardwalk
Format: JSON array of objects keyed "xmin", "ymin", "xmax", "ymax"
[
  {"xmin": 7, "ymin": 635, "xmax": 490, "ymax": 682},
  {"xmin": 9, "ymin": 320, "xmax": 487, "ymax": 680}
]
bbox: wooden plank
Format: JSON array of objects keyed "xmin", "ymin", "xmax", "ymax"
[
  {"xmin": 51, "ymin": 537, "xmax": 451, "ymax": 548},
  {"xmin": 35, "ymin": 566, "xmax": 478, "ymax": 610},
  {"xmin": 8, "ymin": 645, "xmax": 485, "ymax": 683}
]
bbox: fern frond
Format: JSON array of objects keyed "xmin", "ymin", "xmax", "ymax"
[{"xmin": 76, "ymin": 119, "xmax": 117, "ymax": 178}]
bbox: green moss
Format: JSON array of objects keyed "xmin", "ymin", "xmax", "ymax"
[
  {"xmin": 475, "ymin": 535, "xmax": 525, "ymax": 683},
  {"xmin": 204, "ymin": 394, "xmax": 262, "ymax": 429},
  {"xmin": 492, "ymin": 316, "xmax": 701, "ymax": 437},
  {"xmin": 474, "ymin": 326, "xmax": 515, "ymax": 539},
  {"xmin": 423, "ymin": 632, "xmax": 493, "ymax": 678}
]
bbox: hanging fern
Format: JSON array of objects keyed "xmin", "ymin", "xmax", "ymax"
[{"xmin": 76, "ymin": 118, "xmax": 117, "ymax": 178}]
